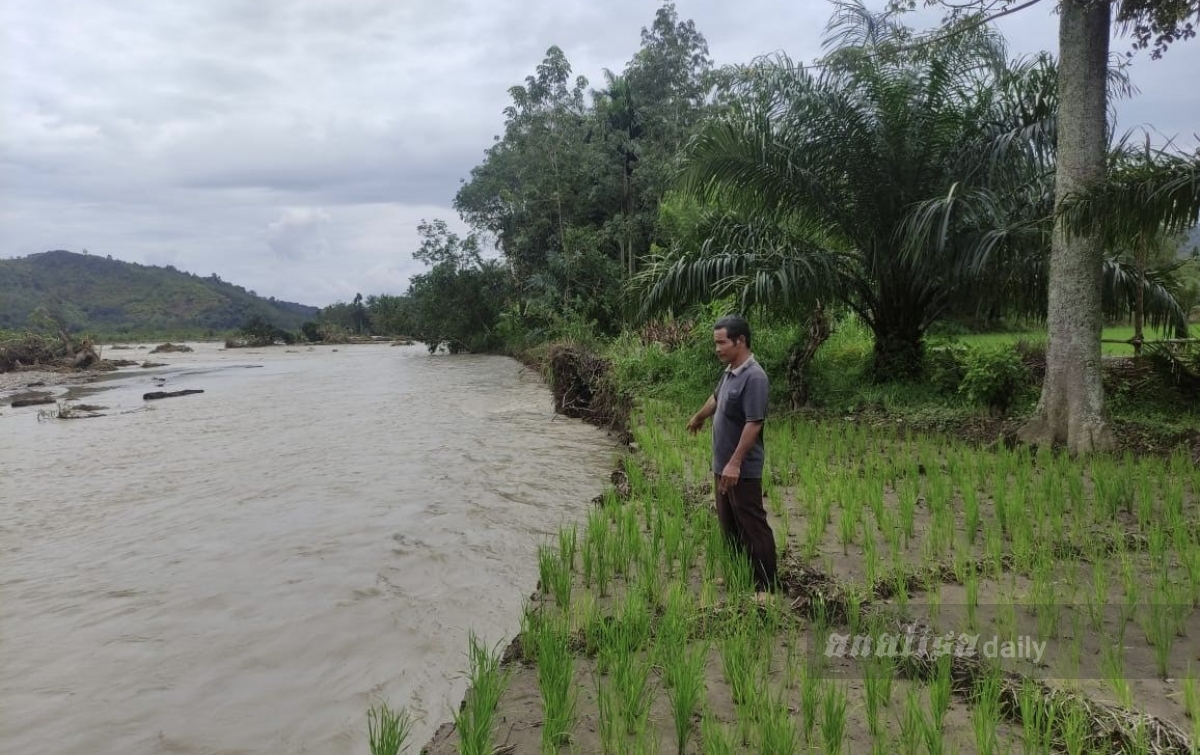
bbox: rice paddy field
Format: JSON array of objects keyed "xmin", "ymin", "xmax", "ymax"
[{"xmin": 420, "ymin": 396, "xmax": 1200, "ymax": 755}]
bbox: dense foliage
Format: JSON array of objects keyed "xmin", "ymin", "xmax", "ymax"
[
  {"xmin": 451, "ymin": 3, "xmax": 714, "ymax": 337},
  {"xmin": 406, "ymin": 2, "xmax": 1197, "ymax": 375},
  {"xmin": 632, "ymin": 4, "xmax": 1195, "ymax": 381},
  {"xmin": 403, "ymin": 221, "xmax": 509, "ymax": 353}
]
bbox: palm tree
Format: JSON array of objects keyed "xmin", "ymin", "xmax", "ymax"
[
  {"xmin": 595, "ymin": 70, "xmax": 642, "ymax": 277},
  {"xmin": 635, "ymin": 3, "xmax": 1034, "ymax": 379},
  {"xmin": 633, "ymin": 1, "xmax": 1189, "ymax": 381},
  {"xmin": 907, "ymin": 118, "xmax": 1193, "ymax": 341}
]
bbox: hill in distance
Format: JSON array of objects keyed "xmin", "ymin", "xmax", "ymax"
[{"xmin": 0, "ymin": 250, "xmax": 319, "ymax": 337}]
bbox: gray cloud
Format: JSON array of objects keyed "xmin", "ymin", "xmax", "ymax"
[
  {"xmin": 267, "ymin": 208, "xmax": 332, "ymax": 261},
  {"xmin": 3, "ymin": 0, "xmax": 1197, "ymax": 307}
]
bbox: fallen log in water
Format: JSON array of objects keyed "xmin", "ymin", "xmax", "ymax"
[
  {"xmin": 143, "ymin": 389, "xmax": 204, "ymax": 401},
  {"xmin": 11, "ymin": 396, "xmax": 55, "ymax": 407}
]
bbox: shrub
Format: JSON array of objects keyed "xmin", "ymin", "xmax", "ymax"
[
  {"xmin": 604, "ymin": 322, "xmax": 702, "ymax": 396},
  {"xmin": 958, "ymin": 345, "xmax": 1030, "ymax": 415},
  {"xmin": 923, "ymin": 340, "xmax": 969, "ymax": 395},
  {"xmin": 805, "ymin": 315, "xmax": 874, "ymax": 408}
]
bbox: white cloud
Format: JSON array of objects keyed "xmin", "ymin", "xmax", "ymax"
[
  {"xmin": 2, "ymin": 0, "xmax": 1197, "ymax": 307},
  {"xmin": 267, "ymin": 208, "xmax": 332, "ymax": 261}
]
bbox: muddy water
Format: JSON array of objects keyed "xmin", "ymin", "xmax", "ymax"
[{"xmin": 0, "ymin": 343, "xmax": 613, "ymax": 755}]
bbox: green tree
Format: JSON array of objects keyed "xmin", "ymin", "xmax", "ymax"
[
  {"xmin": 454, "ymin": 46, "xmax": 621, "ymax": 332},
  {"xmin": 318, "ymin": 301, "xmax": 358, "ymax": 332},
  {"xmin": 351, "ymin": 293, "xmax": 368, "ymax": 335},
  {"xmin": 405, "ymin": 221, "xmax": 509, "ymax": 353},
  {"xmin": 240, "ymin": 314, "xmax": 276, "ymax": 342},
  {"xmin": 635, "ymin": 4, "xmax": 1047, "ymax": 379},
  {"xmin": 603, "ymin": 2, "xmax": 714, "ymax": 277},
  {"xmin": 453, "ymin": 5, "xmax": 715, "ymax": 336},
  {"xmin": 240, "ymin": 314, "xmax": 294, "ymax": 345},
  {"xmin": 455, "ymin": 46, "xmax": 598, "ymax": 285},
  {"xmin": 365, "ymin": 294, "xmax": 411, "ymax": 336},
  {"xmin": 412, "ymin": 219, "xmax": 481, "ymax": 269}
]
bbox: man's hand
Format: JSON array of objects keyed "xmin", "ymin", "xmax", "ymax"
[
  {"xmin": 718, "ymin": 460, "xmax": 741, "ymax": 494},
  {"xmin": 688, "ymin": 396, "xmax": 717, "ymax": 435}
]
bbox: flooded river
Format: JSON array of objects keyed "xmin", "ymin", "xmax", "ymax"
[{"xmin": 0, "ymin": 342, "xmax": 613, "ymax": 754}]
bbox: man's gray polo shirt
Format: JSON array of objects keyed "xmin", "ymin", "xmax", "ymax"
[{"xmin": 712, "ymin": 354, "xmax": 769, "ymax": 479}]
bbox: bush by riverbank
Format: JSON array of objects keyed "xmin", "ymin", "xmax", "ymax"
[{"xmin": 402, "ymin": 315, "xmax": 1200, "ymax": 755}]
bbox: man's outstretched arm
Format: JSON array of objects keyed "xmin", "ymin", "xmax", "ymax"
[{"xmin": 687, "ymin": 395, "xmax": 717, "ymax": 433}]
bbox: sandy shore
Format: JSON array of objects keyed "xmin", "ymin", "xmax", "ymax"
[{"xmin": 0, "ymin": 369, "xmax": 106, "ymax": 395}]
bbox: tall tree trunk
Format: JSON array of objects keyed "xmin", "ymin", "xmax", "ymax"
[
  {"xmin": 869, "ymin": 286, "xmax": 925, "ymax": 381},
  {"xmin": 1018, "ymin": 0, "xmax": 1114, "ymax": 454},
  {"xmin": 623, "ymin": 151, "xmax": 636, "ymax": 277},
  {"xmin": 787, "ymin": 301, "xmax": 832, "ymax": 409},
  {"xmin": 870, "ymin": 317, "xmax": 924, "ymax": 382},
  {"xmin": 1134, "ymin": 244, "xmax": 1145, "ymax": 356}
]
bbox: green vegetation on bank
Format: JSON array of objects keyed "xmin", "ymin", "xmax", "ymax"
[{"xmin": 592, "ymin": 313, "xmax": 1200, "ymax": 443}]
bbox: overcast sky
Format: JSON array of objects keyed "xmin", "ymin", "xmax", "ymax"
[{"xmin": 3, "ymin": 0, "xmax": 1197, "ymax": 307}]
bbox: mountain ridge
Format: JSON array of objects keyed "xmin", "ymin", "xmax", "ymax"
[{"xmin": 0, "ymin": 250, "xmax": 319, "ymax": 336}]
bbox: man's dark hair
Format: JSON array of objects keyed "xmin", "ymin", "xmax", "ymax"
[{"xmin": 714, "ymin": 314, "xmax": 751, "ymax": 349}]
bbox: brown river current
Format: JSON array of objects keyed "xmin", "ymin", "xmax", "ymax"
[{"xmin": 0, "ymin": 342, "xmax": 613, "ymax": 754}]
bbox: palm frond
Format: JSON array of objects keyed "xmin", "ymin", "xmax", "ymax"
[
  {"xmin": 630, "ymin": 212, "xmax": 849, "ymax": 318},
  {"xmin": 1060, "ymin": 147, "xmax": 1200, "ymax": 245},
  {"xmin": 1102, "ymin": 255, "xmax": 1189, "ymax": 332}
]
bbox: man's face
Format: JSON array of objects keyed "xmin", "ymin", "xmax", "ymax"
[{"xmin": 713, "ymin": 328, "xmax": 740, "ymax": 364}]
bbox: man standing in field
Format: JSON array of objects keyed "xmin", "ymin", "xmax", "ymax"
[{"xmin": 686, "ymin": 315, "xmax": 778, "ymax": 597}]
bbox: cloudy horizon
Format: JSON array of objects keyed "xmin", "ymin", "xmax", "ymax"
[{"xmin": 3, "ymin": 0, "xmax": 1197, "ymax": 308}]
